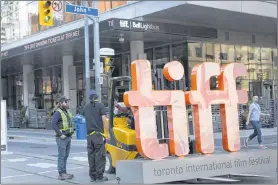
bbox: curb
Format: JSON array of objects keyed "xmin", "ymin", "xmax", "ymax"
[
  {"xmin": 8, "ymin": 133, "xmax": 277, "ymax": 144},
  {"xmin": 8, "ymin": 135, "xmax": 87, "ymax": 145},
  {"xmin": 1, "ymin": 151, "xmax": 14, "ymax": 155}
]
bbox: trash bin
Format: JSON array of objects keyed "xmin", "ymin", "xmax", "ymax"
[{"xmin": 74, "ymin": 115, "xmax": 87, "ymax": 140}]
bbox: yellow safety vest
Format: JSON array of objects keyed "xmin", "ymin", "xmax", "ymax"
[
  {"xmin": 87, "ymin": 118, "xmax": 107, "ymax": 138},
  {"xmin": 88, "ymin": 131, "xmax": 106, "ymax": 138},
  {"xmin": 56, "ymin": 108, "xmax": 74, "ymax": 134}
]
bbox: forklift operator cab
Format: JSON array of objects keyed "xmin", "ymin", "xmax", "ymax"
[
  {"xmin": 105, "ymin": 76, "xmax": 138, "ymax": 174},
  {"xmin": 114, "ymin": 91, "xmax": 135, "ymax": 129}
]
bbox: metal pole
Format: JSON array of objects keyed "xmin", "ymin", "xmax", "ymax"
[
  {"xmin": 273, "ymin": 2, "xmax": 278, "ymax": 126},
  {"xmin": 93, "ymin": 0, "xmax": 101, "ymax": 102},
  {"xmin": 0, "ymin": 58, "xmax": 2, "ymax": 100},
  {"xmin": 84, "ymin": 1, "xmax": 90, "ymax": 104}
]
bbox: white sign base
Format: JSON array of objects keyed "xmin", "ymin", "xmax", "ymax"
[
  {"xmin": 1, "ymin": 100, "xmax": 8, "ymax": 152},
  {"xmin": 116, "ymin": 148, "xmax": 277, "ymax": 184}
]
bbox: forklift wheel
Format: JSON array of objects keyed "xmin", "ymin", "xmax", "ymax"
[{"xmin": 105, "ymin": 153, "xmax": 115, "ymax": 174}]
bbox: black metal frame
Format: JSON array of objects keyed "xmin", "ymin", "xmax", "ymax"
[{"xmin": 107, "ymin": 76, "xmax": 131, "ymax": 128}]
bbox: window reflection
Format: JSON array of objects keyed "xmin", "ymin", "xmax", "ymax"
[
  {"xmin": 273, "ymin": 49, "xmax": 277, "ymax": 80},
  {"xmin": 214, "ymin": 44, "xmax": 221, "ymax": 64},
  {"xmin": 235, "ymin": 45, "xmax": 241, "ymax": 62},
  {"xmin": 248, "ymin": 47, "xmax": 261, "ymax": 80},
  {"xmin": 241, "ymin": 46, "xmax": 248, "ymax": 65},
  {"xmin": 273, "ymin": 49, "xmax": 278, "ymax": 99},
  {"xmin": 205, "ymin": 43, "xmax": 215, "ymax": 62},
  {"xmin": 220, "ymin": 44, "xmax": 235, "ymax": 64},
  {"xmin": 261, "ymin": 48, "xmax": 273, "ymax": 80},
  {"xmin": 188, "ymin": 42, "xmax": 205, "ymax": 67},
  {"xmin": 188, "ymin": 42, "xmax": 206, "ymax": 89}
]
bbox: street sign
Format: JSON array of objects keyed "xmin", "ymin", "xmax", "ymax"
[
  {"xmin": 52, "ymin": 1, "xmax": 62, "ymax": 12},
  {"xmin": 96, "ymin": 77, "xmax": 103, "ymax": 85},
  {"xmin": 65, "ymin": 4, "xmax": 98, "ymax": 16}
]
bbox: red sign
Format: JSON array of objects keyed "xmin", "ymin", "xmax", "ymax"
[{"xmin": 52, "ymin": 1, "xmax": 62, "ymax": 12}]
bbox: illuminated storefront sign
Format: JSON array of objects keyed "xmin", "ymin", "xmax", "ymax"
[{"xmin": 1, "ymin": 18, "xmax": 217, "ymax": 60}]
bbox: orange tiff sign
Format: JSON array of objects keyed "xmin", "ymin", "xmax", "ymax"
[{"xmin": 123, "ymin": 60, "xmax": 248, "ymax": 160}]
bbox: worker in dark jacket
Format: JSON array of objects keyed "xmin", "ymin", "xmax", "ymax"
[
  {"xmin": 83, "ymin": 90, "xmax": 110, "ymax": 182},
  {"xmin": 52, "ymin": 96, "xmax": 74, "ymax": 180}
]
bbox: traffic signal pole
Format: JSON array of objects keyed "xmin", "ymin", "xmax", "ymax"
[
  {"xmin": 93, "ymin": 0, "xmax": 102, "ymax": 103},
  {"xmin": 0, "ymin": 57, "xmax": 2, "ymax": 100},
  {"xmin": 84, "ymin": 1, "xmax": 91, "ymax": 104},
  {"xmin": 83, "ymin": 0, "xmax": 101, "ymax": 103},
  {"xmin": 273, "ymin": 3, "xmax": 278, "ymax": 125}
]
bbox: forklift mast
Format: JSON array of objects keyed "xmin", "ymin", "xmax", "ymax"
[{"xmin": 107, "ymin": 76, "xmax": 131, "ymax": 129}]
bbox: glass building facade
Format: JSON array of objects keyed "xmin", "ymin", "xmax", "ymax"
[
  {"xmin": 2, "ymin": 40, "xmax": 277, "ymax": 112},
  {"xmin": 75, "ymin": 41, "xmax": 277, "ymax": 108},
  {"xmin": 186, "ymin": 43, "xmax": 277, "ymax": 100},
  {"xmin": 109, "ymin": 42, "xmax": 277, "ymax": 99}
]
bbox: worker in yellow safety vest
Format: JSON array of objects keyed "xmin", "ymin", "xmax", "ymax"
[{"xmin": 52, "ymin": 96, "xmax": 74, "ymax": 180}]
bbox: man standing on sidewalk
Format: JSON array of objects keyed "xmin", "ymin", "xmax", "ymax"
[
  {"xmin": 83, "ymin": 90, "xmax": 110, "ymax": 182},
  {"xmin": 244, "ymin": 96, "xmax": 269, "ymax": 149},
  {"xmin": 52, "ymin": 96, "xmax": 74, "ymax": 180}
]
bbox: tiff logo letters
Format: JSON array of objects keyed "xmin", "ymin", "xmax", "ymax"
[
  {"xmin": 119, "ymin": 20, "xmax": 129, "ymax": 28},
  {"xmin": 124, "ymin": 60, "xmax": 248, "ymax": 160}
]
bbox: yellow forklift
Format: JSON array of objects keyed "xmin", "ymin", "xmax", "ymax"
[{"xmin": 104, "ymin": 76, "xmax": 139, "ymax": 174}]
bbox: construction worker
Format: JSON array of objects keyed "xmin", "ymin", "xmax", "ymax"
[
  {"xmin": 83, "ymin": 90, "xmax": 110, "ymax": 182},
  {"xmin": 114, "ymin": 91, "xmax": 129, "ymax": 115},
  {"xmin": 52, "ymin": 96, "xmax": 74, "ymax": 180}
]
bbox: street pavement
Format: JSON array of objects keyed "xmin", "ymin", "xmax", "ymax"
[
  {"xmin": 1, "ymin": 128, "xmax": 277, "ymax": 184},
  {"xmin": 2, "ymin": 141, "xmax": 117, "ymax": 184},
  {"xmin": 7, "ymin": 127, "xmax": 277, "ymax": 146}
]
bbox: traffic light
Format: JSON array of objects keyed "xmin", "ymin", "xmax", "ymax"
[
  {"xmin": 104, "ymin": 57, "xmax": 111, "ymax": 73},
  {"xmin": 262, "ymin": 73, "xmax": 267, "ymax": 80},
  {"xmin": 39, "ymin": 1, "xmax": 53, "ymax": 27}
]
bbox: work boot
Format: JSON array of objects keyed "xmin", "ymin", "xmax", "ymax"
[
  {"xmin": 95, "ymin": 176, "xmax": 108, "ymax": 182},
  {"xmin": 58, "ymin": 173, "xmax": 73, "ymax": 180}
]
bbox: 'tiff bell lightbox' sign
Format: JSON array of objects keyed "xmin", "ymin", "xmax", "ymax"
[{"xmin": 1, "ymin": 100, "xmax": 8, "ymax": 152}]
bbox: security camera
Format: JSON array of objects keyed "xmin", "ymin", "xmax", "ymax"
[{"xmin": 119, "ymin": 34, "xmax": 124, "ymax": 44}]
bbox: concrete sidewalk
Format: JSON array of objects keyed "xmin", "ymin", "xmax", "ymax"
[
  {"xmin": 8, "ymin": 128, "xmax": 86, "ymax": 145},
  {"xmin": 7, "ymin": 127, "xmax": 277, "ymax": 145}
]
